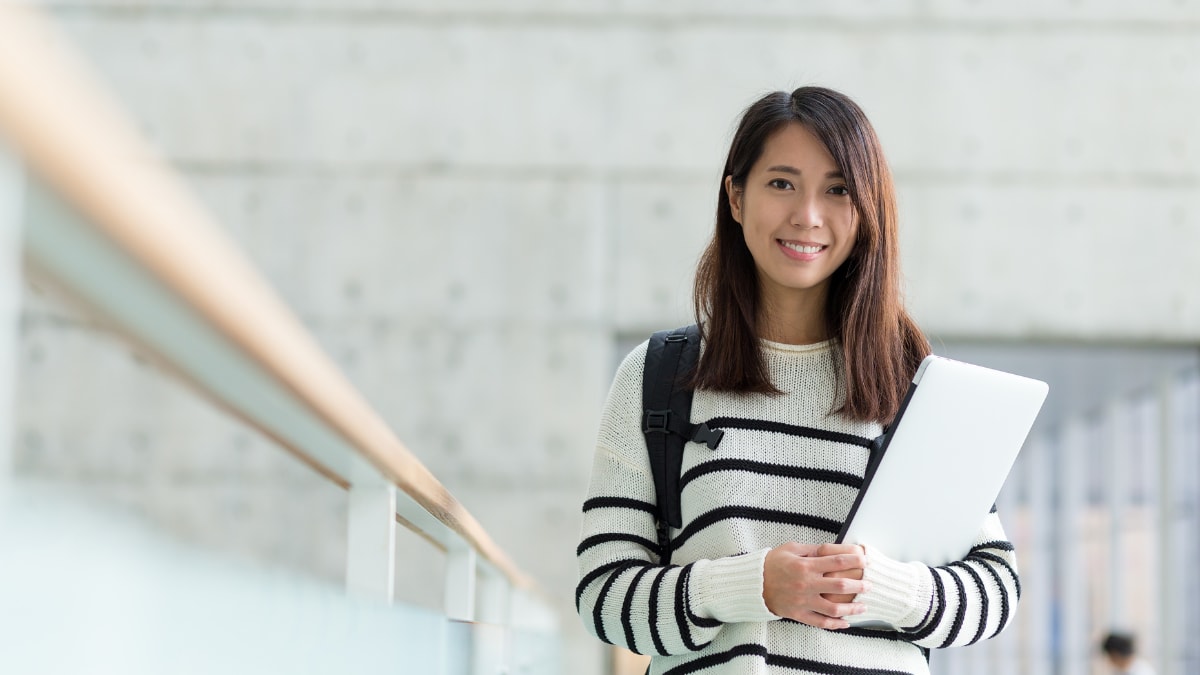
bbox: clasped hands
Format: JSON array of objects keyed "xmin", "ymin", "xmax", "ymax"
[{"xmin": 762, "ymin": 542, "xmax": 869, "ymax": 630}]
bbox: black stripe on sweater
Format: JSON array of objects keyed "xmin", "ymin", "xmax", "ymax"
[
  {"xmin": 663, "ymin": 643, "xmax": 766, "ymax": 675},
  {"xmin": 576, "ymin": 559, "xmax": 650, "ymax": 611},
  {"xmin": 674, "ymin": 564, "xmax": 712, "ymax": 652},
  {"xmin": 972, "ymin": 557, "xmax": 1011, "ymax": 639},
  {"xmin": 583, "ymin": 496, "xmax": 656, "ymax": 514},
  {"xmin": 681, "ymin": 562, "xmax": 721, "ymax": 629},
  {"xmin": 898, "ymin": 577, "xmax": 939, "ymax": 642},
  {"xmin": 778, "ymin": 618, "xmax": 915, "ymax": 645},
  {"xmin": 971, "ymin": 550, "xmax": 1022, "ymax": 599},
  {"xmin": 620, "ymin": 566, "xmax": 654, "ymax": 655},
  {"xmin": 648, "ymin": 567, "xmax": 671, "ymax": 655},
  {"xmin": 835, "ymin": 625, "xmax": 916, "ymax": 642},
  {"xmin": 671, "ymin": 506, "xmax": 842, "ymax": 550},
  {"xmin": 948, "ymin": 560, "xmax": 990, "ymax": 645},
  {"xmin": 938, "ymin": 567, "xmax": 969, "ymax": 648},
  {"xmin": 577, "ymin": 532, "xmax": 661, "ymax": 557},
  {"xmin": 661, "ymin": 643, "xmax": 916, "ymax": 675},
  {"xmin": 810, "ymin": 623, "xmax": 932, "ymax": 653},
  {"xmin": 903, "ymin": 569, "xmax": 946, "ymax": 643},
  {"xmin": 767, "ymin": 652, "xmax": 916, "ymax": 675},
  {"xmin": 705, "ymin": 417, "xmax": 876, "ymax": 449},
  {"xmin": 594, "ymin": 563, "xmax": 635, "ymax": 644},
  {"xmin": 679, "ymin": 458, "xmax": 863, "ymax": 492},
  {"xmin": 970, "ymin": 540, "xmax": 1015, "ymax": 554}
]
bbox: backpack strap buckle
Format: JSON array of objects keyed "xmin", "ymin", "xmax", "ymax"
[
  {"xmin": 643, "ymin": 410, "xmax": 672, "ymax": 434},
  {"xmin": 690, "ymin": 423, "xmax": 724, "ymax": 450}
]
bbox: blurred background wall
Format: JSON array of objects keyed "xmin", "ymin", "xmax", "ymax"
[{"xmin": 11, "ymin": 1, "xmax": 1200, "ymax": 673}]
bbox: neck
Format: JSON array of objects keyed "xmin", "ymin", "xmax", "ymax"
[{"xmin": 758, "ymin": 283, "xmax": 830, "ymax": 345}]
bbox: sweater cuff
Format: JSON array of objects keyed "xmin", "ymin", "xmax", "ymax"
[
  {"xmin": 690, "ymin": 549, "xmax": 780, "ymax": 624},
  {"xmin": 856, "ymin": 545, "xmax": 931, "ymax": 629}
]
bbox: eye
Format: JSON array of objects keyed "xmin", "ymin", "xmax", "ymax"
[
  {"xmin": 768, "ymin": 178, "xmax": 794, "ymax": 190},
  {"xmin": 828, "ymin": 185, "xmax": 850, "ymax": 196}
]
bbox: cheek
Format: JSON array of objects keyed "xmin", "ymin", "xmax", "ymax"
[
  {"xmin": 833, "ymin": 227, "xmax": 859, "ymax": 267},
  {"xmin": 841, "ymin": 219, "xmax": 860, "ymax": 253},
  {"xmin": 742, "ymin": 229, "xmax": 768, "ymax": 260},
  {"xmin": 740, "ymin": 226, "xmax": 776, "ymax": 270}
]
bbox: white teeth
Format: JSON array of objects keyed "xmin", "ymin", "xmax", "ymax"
[{"xmin": 782, "ymin": 242, "xmax": 824, "ymax": 254}]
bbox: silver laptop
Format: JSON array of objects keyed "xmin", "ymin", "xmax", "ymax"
[{"xmin": 836, "ymin": 355, "xmax": 1047, "ymax": 625}]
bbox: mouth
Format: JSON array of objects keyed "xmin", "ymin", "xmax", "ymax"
[{"xmin": 777, "ymin": 239, "xmax": 828, "ymax": 260}]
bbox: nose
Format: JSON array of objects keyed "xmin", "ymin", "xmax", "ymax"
[{"xmin": 791, "ymin": 193, "xmax": 823, "ymax": 229}]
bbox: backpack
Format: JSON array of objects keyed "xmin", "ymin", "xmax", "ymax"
[{"xmin": 640, "ymin": 324, "xmax": 724, "ymax": 564}]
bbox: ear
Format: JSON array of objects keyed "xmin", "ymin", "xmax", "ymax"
[{"xmin": 724, "ymin": 175, "xmax": 743, "ymax": 224}]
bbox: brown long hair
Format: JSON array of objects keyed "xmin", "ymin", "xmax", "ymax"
[{"xmin": 691, "ymin": 86, "xmax": 929, "ymax": 424}]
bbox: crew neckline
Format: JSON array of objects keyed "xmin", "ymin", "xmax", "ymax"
[{"xmin": 759, "ymin": 337, "xmax": 836, "ymax": 354}]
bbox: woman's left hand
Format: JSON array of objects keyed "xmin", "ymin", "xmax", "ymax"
[{"xmin": 823, "ymin": 544, "xmax": 866, "ymax": 604}]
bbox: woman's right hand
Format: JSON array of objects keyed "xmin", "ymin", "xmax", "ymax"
[{"xmin": 762, "ymin": 542, "xmax": 870, "ymax": 629}]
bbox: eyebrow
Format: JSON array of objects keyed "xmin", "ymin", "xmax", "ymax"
[{"xmin": 765, "ymin": 165, "xmax": 844, "ymax": 179}]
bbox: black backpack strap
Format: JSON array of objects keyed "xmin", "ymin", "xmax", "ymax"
[{"xmin": 642, "ymin": 325, "xmax": 724, "ymax": 561}]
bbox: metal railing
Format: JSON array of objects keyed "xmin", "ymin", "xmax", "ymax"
[{"xmin": 0, "ymin": 3, "xmax": 557, "ymax": 672}]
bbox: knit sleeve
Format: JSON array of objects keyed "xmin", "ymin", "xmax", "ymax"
[
  {"xmin": 854, "ymin": 510, "xmax": 1021, "ymax": 649},
  {"xmin": 575, "ymin": 342, "xmax": 779, "ymax": 656}
]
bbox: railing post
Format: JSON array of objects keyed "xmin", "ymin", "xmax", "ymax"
[
  {"xmin": 474, "ymin": 568, "xmax": 513, "ymax": 674},
  {"xmin": 345, "ymin": 483, "xmax": 396, "ymax": 602},
  {"xmin": 444, "ymin": 547, "xmax": 477, "ymax": 622},
  {"xmin": 0, "ymin": 143, "xmax": 22, "ymax": 490},
  {"xmin": 478, "ymin": 571, "xmax": 511, "ymax": 625}
]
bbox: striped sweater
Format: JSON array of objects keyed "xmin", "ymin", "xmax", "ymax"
[{"xmin": 577, "ymin": 338, "xmax": 1020, "ymax": 675}]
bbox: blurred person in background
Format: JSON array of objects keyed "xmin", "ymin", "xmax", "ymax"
[
  {"xmin": 1101, "ymin": 632, "xmax": 1155, "ymax": 675},
  {"xmin": 576, "ymin": 86, "xmax": 1021, "ymax": 674}
]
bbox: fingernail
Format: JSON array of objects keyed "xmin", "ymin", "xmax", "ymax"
[{"xmin": 862, "ymin": 582, "xmax": 872, "ymax": 593}]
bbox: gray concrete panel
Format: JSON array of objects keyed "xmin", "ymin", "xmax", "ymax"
[
  {"xmin": 187, "ymin": 171, "xmax": 609, "ymax": 322},
  {"xmin": 903, "ymin": 182, "xmax": 1200, "ymax": 339}
]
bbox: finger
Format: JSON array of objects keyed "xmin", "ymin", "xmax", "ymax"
[
  {"xmin": 793, "ymin": 610, "xmax": 851, "ymax": 631},
  {"xmin": 817, "ymin": 576, "xmax": 870, "ymax": 596},
  {"xmin": 823, "ymin": 568, "xmax": 859, "ymax": 581},
  {"xmin": 814, "ymin": 598, "xmax": 867, "ymax": 618},
  {"xmin": 809, "ymin": 553, "xmax": 868, "ymax": 572},
  {"xmin": 815, "ymin": 543, "xmax": 864, "ymax": 557}
]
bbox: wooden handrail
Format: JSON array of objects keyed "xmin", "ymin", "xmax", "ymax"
[{"xmin": 0, "ymin": 2, "xmax": 533, "ymax": 590}]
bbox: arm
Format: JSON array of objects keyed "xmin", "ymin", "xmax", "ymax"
[
  {"xmin": 846, "ymin": 511, "xmax": 1021, "ymax": 648},
  {"xmin": 576, "ymin": 444, "xmax": 777, "ymax": 656}
]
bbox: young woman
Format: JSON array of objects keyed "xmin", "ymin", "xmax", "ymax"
[{"xmin": 576, "ymin": 87, "xmax": 1020, "ymax": 674}]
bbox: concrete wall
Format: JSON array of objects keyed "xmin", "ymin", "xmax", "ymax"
[{"xmin": 12, "ymin": 1, "xmax": 1200, "ymax": 671}]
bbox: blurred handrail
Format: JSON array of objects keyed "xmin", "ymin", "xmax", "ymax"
[{"xmin": 0, "ymin": 1, "xmax": 534, "ymax": 591}]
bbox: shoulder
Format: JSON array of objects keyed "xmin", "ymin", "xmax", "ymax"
[
  {"xmin": 594, "ymin": 340, "xmax": 649, "ymax": 450},
  {"xmin": 614, "ymin": 340, "xmax": 649, "ymax": 390},
  {"xmin": 601, "ymin": 339, "xmax": 649, "ymax": 415}
]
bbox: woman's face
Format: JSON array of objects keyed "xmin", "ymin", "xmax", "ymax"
[{"xmin": 726, "ymin": 122, "xmax": 859, "ymax": 310}]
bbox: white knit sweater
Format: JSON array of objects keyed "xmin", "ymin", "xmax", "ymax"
[{"xmin": 577, "ymin": 338, "xmax": 1020, "ymax": 675}]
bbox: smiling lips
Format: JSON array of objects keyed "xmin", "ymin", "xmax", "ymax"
[{"xmin": 778, "ymin": 239, "xmax": 828, "ymax": 261}]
